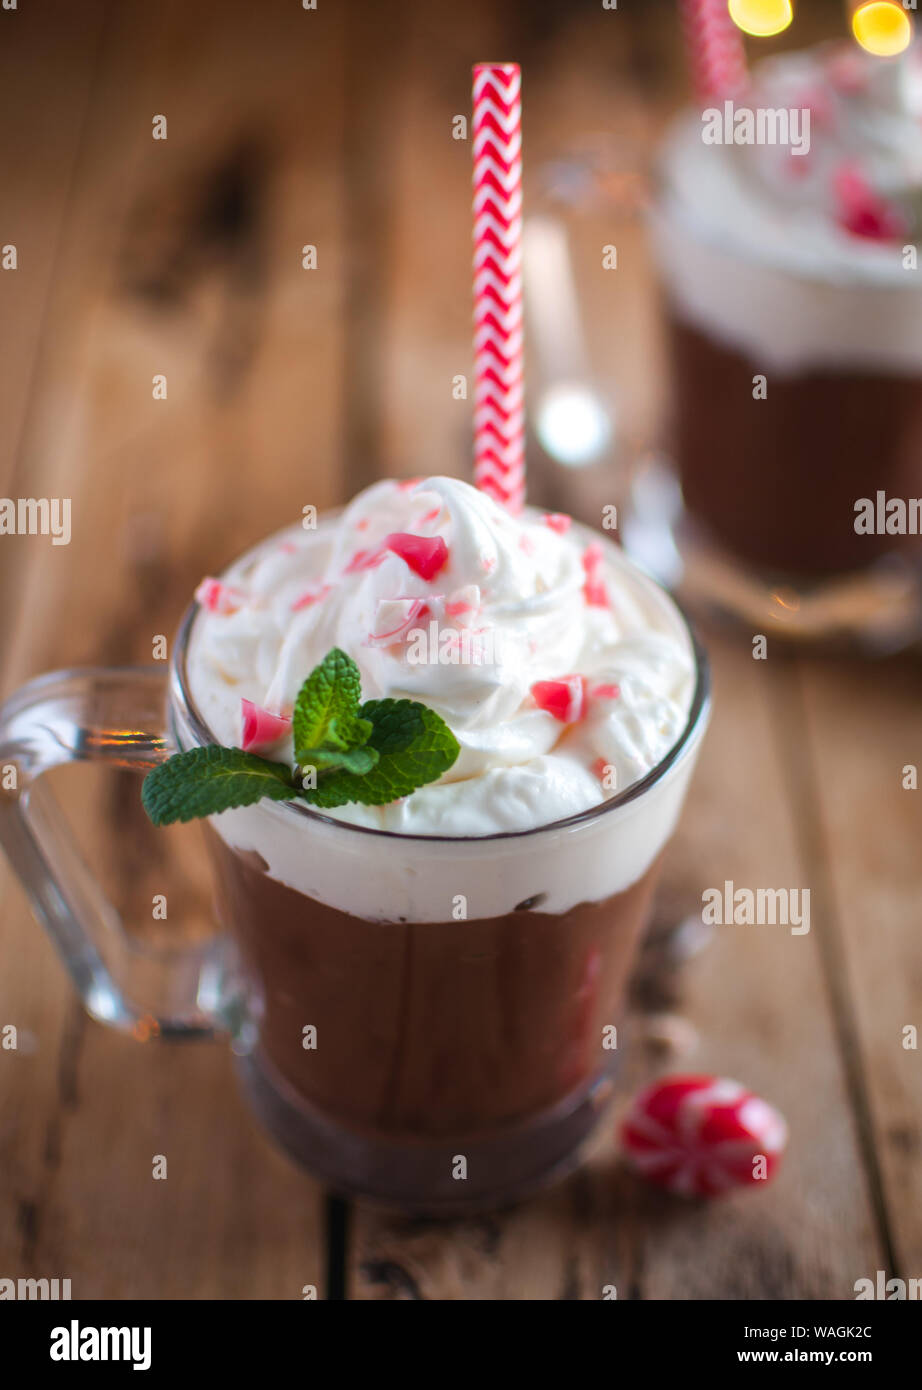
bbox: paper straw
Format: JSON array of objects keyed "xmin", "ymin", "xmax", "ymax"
[
  {"xmin": 472, "ymin": 61, "xmax": 525, "ymax": 514},
  {"xmin": 680, "ymin": 0, "xmax": 749, "ymax": 102}
]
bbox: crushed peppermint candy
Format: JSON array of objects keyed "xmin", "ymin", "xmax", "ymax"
[
  {"xmin": 384, "ymin": 533, "xmax": 449, "ymax": 581},
  {"xmin": 344, "ymin": 547, "xmax": 387, "ymax": 575},
  {"xmin": 195, "ymin": 578, "xmax": 245, "ymax": 615},
  {"xmin": 531, "ymin": 676, "xmax": 586, "ymax": 724},
  {"xmin": 582, "ymin": 542, "xmax": 610, "ymax": 609},
  {"xmin": 445, "ymin": 585, "xmax": 481, "ymax": 626},
  {"xmin": 240, "ymin": 699, "xmax": 291, "ymax": 753},
  {"xmin": 366, "ymin": 597, "xmax": 431, "ymax": 647},
  {"xmin": 292, "ymin": 584, "xmax": 332, "ymax": 612},
  {"xmin": 834, "ymin": 164, "xmax": 907, "ymax": 243}
]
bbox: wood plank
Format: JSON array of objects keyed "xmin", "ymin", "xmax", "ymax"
[
  {"xmin": 0, "ymin": 0, "xmax": 347, "ymax": 1295},
  {"xmin": 800, "ymin": 654, "xmax": 922, "ymax": 1280},
  {"xmin": 0, "ymin": 0, "xmax": 110, "ymax": 497}
]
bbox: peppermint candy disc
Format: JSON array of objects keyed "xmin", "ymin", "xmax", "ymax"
[{"xmin": 620, "ymin": 1075, "xmax": 787, "ymax": 1197}]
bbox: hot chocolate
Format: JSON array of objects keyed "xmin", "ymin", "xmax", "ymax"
[
  {"xmin": 646, "ymin": 40, "xmax": 922, "ymax": 638},
  {"xmin": 182, "ymin": 475, "xmax": 707, "ymax": 1209}
]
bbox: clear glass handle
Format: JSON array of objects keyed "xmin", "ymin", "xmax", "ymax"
[{"xmin": 0, "ymin": 666, "xmax": 238, "ymax": 1038}]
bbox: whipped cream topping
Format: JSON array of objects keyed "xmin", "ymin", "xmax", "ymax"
[
  {"xmin": 654, "ymin": 41, "xmax": 922, "ymax": 372},
  {"xmin": 667, "ymin": 40, "xmax": 922, "ymax": 282},
  {"xmin": 186, "ymin": 476, "xmax": 695, "ymax": 838}
]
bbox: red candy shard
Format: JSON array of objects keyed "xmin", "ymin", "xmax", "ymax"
[
  {"xmin": 384, "ymin": 532, "xmax": 449, "ymax": 581},
  {"xmin": 531, "ymin": 675, "xmax": 586, "ymax": 724},
  {"xmin": 195, "ymin": 577, "xmax": 244, "ymax": 615},
  {"xmin": 540, "ymin": 512, "xmax": 572, "ymax": 535},
  {"xmin": 240, "ymin": 700, "xmax": 291, "ymax": 753},
  {"xmin": 292, "ymin": 583, "xmax": 332, "ymax": 612},
  {"xmin": 620, "ymin": 1074, "xmax": 788, "ymax": 1198},
  {"xmin": 582, "ymin": 541, "xmax": 605, "ymax": 573},
  {"xmin": 834, "ymin": 164, "xmax": 907, "ymax": 243},
  {"xmin": 366, "ymin": 597, "xmax": 430, "ymax": 647},
  {"xmin": 591, "ymin": 682, "xmax": 621, "ymax": 701},
  {"xmin": 581, "ymin": 541, "xmax": 610, "ymax": 608},
  {"xmin": 445, "ymin": 584, "xmax": 481, "ymax": 626},
  {"xmin": 344, "ymin": 547, "xmax": 386, "ymax": 574}
]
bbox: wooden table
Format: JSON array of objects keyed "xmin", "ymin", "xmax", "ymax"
[{"xmin": 1, "ymin": 0, "xmax": 919, "ymax": 1300}]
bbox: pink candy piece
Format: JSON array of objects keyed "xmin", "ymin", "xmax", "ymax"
[
  {"xmin": 592, "ymin": 756, "xmax": 612, "ymax": 785},
  {"xmin": 420, "ymin": 505, "xmax": 442, "ymax": 525},
  {"xmin": 445, "ymin": 584, "xmax": 481, "ymax": 626},
  {"xmin": 195, "ymin": 577, "xmax": 244, "ymax": 615},
  {"xmin": 344, "ymin": 546, "xmax": 387, "ymax": 575},
  {"xmin": 240, "ymin": 700, "xmax": 291, "ymax": 753},
  {"xmin": 826, "ymin": 50, "xmax": 869, "ymax": 96},
  {"xmin": 620, "ymin": 1075, "xmax": 788, "ymax": 1198},
  {"xmin": 834, "ymin": 165, "xmax": 907, "ymax": 243},
  {"xmin": 531, "ymin": 675, "xmax": 586, "ymax": 724},
  {"xmin": 591, "ymin": 682, "xmax": 621, "ymax": 701},
  {"xmin": 366, "ymin": 597, "xmax": 430, "ymax": 647},
  {"xmin": 384, "ymin": 532, "xmax": 449, "ymax": 581},
  {"xmin": 540, "ymin": 512, "xmax": 572, "ymax": 535},
  {"xmin": 519, "ymin": 533, "xmax": 536, "ymax": 556},
  {"xmin": 292, "ymin": 584, "xmax": 332, "ymax": 613},
  {"xmin": 582, "ymin": 542, "xmax": 610, "ymax": 609}
]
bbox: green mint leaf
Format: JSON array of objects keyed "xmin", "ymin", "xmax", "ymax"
[
  {"xmin": 323, "ymin": 712, "xmax": 373, "ymax": 752},
  {"xmin": 292, "ymin": 648, "xmax": 370, "ymax": 760},
  {"xmin": 299, "ymin": 698, "xmax": 460, "ymax": 808},
  {"xmin": 300, "ymin": 744, "xmax": 380, "ymax": 775},
  {"xmin": 336, "ymin": 745, "xmax": 380, "ymax": 775},
  {"xmin": 142, "ymin": 746, "xmax": 297, "ymax": 826}
]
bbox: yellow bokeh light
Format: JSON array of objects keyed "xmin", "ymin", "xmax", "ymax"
[
  {"xmin": 728, "ymin": 0, "xmax": 794, "ymax": 39},
  {"xmin": 852, "ymin": 2, "xmax": 913, "ymax": 57}
]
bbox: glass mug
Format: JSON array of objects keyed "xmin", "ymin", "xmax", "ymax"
[
  {"xmin": 623, "ymin": 137, "xmax": 922, "ymax": 653},
  {"xmin": 0, "ymin": 569, "xmax": 710, "ymax": 1213}
]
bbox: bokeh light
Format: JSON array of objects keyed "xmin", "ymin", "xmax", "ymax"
[
  {"xmin": 534, "ymin": 384, "xmax": 612, "ymax": 468},
  {"xmin": 727, "ymin": 0, "xmax": 794, "ymax": 39},
  {"xmin": 851, "ymin": 2, "xmax": 913, "ymax": 57}
]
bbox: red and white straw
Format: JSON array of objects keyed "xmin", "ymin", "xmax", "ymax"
[
  {"xmin": 472, "ymin": 61, "xmax": 525, "ymax": 515},
  {"xmin": 680, "ymin": 0, "xmax": 748, "ymax": 102}
]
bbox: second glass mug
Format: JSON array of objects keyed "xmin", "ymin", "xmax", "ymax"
[{"xmin": 0, "ymin": 569, "xmax": 710, "ymax": 1213}]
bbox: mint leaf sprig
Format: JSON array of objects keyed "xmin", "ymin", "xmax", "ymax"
[{"xmin": 141, "ymin": 648, "xmax": 460, "ymax": 826}]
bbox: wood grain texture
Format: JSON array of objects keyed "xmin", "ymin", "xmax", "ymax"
[
  {"xmin": 0, "ymin": 0, "xmax": 350, "ymax": 1297},
  {"xmin": 799, "ymin": 656, "xmax": 922, "ymax": 1278},
  {"xmin": 348, "ymin": 638, "xmax": 885, "ymax": 1300}
]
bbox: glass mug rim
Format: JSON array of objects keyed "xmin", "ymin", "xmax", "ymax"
[{"xmin": 168, "ymin": 552, "xmax": 712, "ymax": 847}]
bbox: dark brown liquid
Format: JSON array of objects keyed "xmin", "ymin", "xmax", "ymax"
[
  {"xmin": 204, "ymin": 826, "xmax": 661, "ymax": 1144},
  {"xmin": 669, "ymin": 314, "xmax": 922, "ymax": 577}
]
